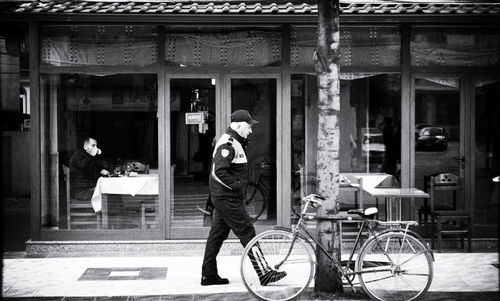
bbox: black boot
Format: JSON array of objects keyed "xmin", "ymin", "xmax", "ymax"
[
  {"xmin": 201, "ymin": 275, "xmax": 229, "ymax": 286},
  {"xmin": 259, "ymin": 269, "xmax": 288, "ymax": 286},
  {"xmin": 247, "ymin": 243, "xmax": 287, "ymax": 286}
]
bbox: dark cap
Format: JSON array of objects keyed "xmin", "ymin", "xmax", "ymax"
[{"xmin": 231, "ymin": 110, "xmax": 259, "ymax": 125}]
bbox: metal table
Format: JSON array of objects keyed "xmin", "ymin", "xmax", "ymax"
[{"xmin": 364, "ymin": 187, "xmax": 429, "ymax": 221}]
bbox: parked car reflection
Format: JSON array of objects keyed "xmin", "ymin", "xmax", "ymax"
[
  {"xmin": 416, "ymin": 126, "xmax": 448, "ymax": 151},
  {"xmin": 415, "ymin": 123, "xmax": 431, "ymax": 140},
  {"xmin": 362, "ymin": 128, "xmax": 385, "ymax": 163}
]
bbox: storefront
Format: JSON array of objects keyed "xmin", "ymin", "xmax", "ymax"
[{"xmin": 1, "ymin": 1, "xmax": 499, "ymax": 243}]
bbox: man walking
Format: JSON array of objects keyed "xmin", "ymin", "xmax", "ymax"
[{"xmin": 201, "ymin": 110, "xmax": 286, "ymax": 286}]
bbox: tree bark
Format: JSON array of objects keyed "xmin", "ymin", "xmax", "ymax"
[{"xmin": 313, "ymin": 0, "xmax": 343, "ymax": 294}]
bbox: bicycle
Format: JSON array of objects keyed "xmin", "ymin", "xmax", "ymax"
[
  {"xmin": 244, "ymin": 160, "xmax": 272, "ymax": 221},
  {"xmin": 241, "ymin": 194, "xmax": 434, "ymax": 301}
]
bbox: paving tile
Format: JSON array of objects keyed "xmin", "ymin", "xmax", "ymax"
[{"xmin": 3, "ymin": 287, "xmax": 41, "ymax": 297}]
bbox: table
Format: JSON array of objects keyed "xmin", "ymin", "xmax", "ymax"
[
  {"xmin": 91, "ymin": 175, "xmax": 159, "ymax": 228},
  {"xmin": 364, "ymin": 187, "xmax": 429, "ymax": 221}
]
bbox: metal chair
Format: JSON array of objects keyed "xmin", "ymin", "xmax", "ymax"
[{"xmin": 422, "ymin": 173, "xmax": 471, "ymax": 253}]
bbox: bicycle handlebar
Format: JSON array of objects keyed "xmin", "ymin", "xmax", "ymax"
[{"xmin": 301, "ymin": 194, "xmax": 325, "ymax": 215}]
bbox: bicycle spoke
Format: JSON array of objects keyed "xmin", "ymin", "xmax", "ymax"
[
  {"xmin": 399, "ymin": 249, "xmax": 430, "ymax": 267},
  {"xmin": 241, "ymin": 230, "xmax": 315, "ymax": 301},
  {"xmin": 357, "ymin": 232, "xmax": 433, "ymax": 301},
  {"xmin": 362, "ymin": 274, "xmax": 395, "ymax": 285}
]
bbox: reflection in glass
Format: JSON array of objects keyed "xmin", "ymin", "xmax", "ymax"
[
  {"xmin": 41, "ymin": 74, "xmax": 158, "ymax": 230},
  {"xmin": 474, "ymin": 78, "xmax": 500, "ymax": 234},
  {"xmin": 414, "ymin": 77, "xmax": 460, "ymax": 189},
  {"xmin": 231, "ymin": 78, "xmax": 276, "ymax": 224},
  {"xmin": 170, "ymin": 79, "xmax": 215, "ymax": 229},
  {"xmin": 290, "ymin": 74, "xmax": 401, "ymax": 219},
  {"xmin": 339, "ymin": 74, "xmax": 401, "ymax": 175},
  {"xmin": 414, "ymin": 77, "xmax": 461, "ymax": 221}
]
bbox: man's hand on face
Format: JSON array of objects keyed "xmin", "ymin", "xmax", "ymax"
[
  {"xmin": 84, "ymin": 139, "xmax": 101, "ymax": 156},
  {"xmin": 100, "ymin": 169, "xmax": 110, "ymax": 176}
]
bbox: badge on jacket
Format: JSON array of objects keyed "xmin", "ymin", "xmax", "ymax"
[{"xmin": 221, "ymin": 149, "xmax": 230, "ymax": 157}]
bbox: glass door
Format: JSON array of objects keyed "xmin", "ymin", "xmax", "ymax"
[
  {"xmin": 168, "ymin": 75, "xmax": 221, "ymax": 238},
  {"xmin": 473, "ymin": 77, "xmax": 500, "ymax": 236},
  {"xmin": 224, "ymin": 74, "xmax": 280, "ymax": 228},
  {"xmin": 413, "ymin": 76, "xmax": 466, "ymax": 214}
]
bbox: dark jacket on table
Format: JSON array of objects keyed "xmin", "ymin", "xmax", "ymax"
[
  {"xmin": 209, "ymin": 128, "xmax": 249, "ymax": 198},
  {"xmin": 69, "ymin": 149, "xmax": 107, "ymax": 192}
]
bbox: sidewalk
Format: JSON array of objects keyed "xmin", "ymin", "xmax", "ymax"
[{"xmin": 2, "ymin": 251, "xmax": 499, "ymax": 300}]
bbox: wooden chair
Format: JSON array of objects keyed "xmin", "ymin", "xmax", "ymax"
[
  {"xmin": 141, "ymin": 203, "xmax": 158, "ymax": 229},
  {"xmin": 62, "ymin": 165, "xmax": 101, "ymax": 229},
  {"xmin": 422, "ymin": 173, "xmax": 471, "ymax": 253}
]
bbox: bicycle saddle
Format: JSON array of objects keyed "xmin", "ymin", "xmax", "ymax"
[{"xmin": 347, "ymin": 207, "xmax": 378, "ymax": 219}]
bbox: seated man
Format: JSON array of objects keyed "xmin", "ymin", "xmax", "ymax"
[{"xmin": 69, "ymin": 137, "xmax": 110, "ymax": 205}]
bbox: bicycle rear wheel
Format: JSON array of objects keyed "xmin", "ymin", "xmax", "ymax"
[
  {"xmin": 357, "ymin": 232, "xmax": 433, "ymax": 301},
  {"xmin": 241, "ymin": 229, "xmax": 316, "ymax": 301},
  {"xmin": 244, "ymin": 182, "xmax": 266, "ymax": 221}
]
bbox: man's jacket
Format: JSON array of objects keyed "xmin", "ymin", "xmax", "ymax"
[
  {"xmin": 69, "ymin": 149, "xmax": 106, "ymax": 191},
  {"xmin": 209, "ymin": 128, "xmax": 248, "ymax": 198}
]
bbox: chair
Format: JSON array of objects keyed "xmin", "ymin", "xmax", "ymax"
[
  {"xmin": 421, "ymin": 173, "xmax": 471, "ymax": 253},
  {"xmin": 141, "ymin": 203, "xmax": 158, "ymax": 229},
  {"xmin": 62, "ymin": 165, "xmax": 101, "ymax": 229},
  {"xmin": 339, "ymin": 175, "xmax": 365, "ymax": 241}
]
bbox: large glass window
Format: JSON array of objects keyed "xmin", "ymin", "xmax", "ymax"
[
  {"xmin": 411, "ymin": 27, "xmax": 500, "ymax": 67},
  {"xmin": 40, "ymin": 74, "xmax": 158, "ymax": 230},
  {"xmin": 41, "ymin": 25, "xmax": 158, "ymax": 67},
  {"xmin": 414, "ymin": 77, "xmax": 462, "ymax": 224},
  {"xmin": 165, "ymin": 28, "xmax": 281, "ymax": 67},
  {"xmin": 291, "ymin": 26, "xmax": 401, "ymax": 67},
  {"xmin": 414, "ymin": 77, "xmax": 461, "ymax": 191},
  {"xmin": 339, "ymin": 74, "xmax": 402, "ymax": 176},
  {"xmin": 291, "ymin": 74, "xmax": 401, "ymax": 219},
  {"xmin": 474, "ymin": 78, "xmax": 500, "ymax": 236}
]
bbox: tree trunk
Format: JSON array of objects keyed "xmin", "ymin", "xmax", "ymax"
[{"xmin": 313, "ymin": 0, "xmax": 342, "ymax": 294}]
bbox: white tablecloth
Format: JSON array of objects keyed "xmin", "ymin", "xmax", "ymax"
[{"xmin": 91, "ymin": 175, "xmax": 159, "ymax": 212}]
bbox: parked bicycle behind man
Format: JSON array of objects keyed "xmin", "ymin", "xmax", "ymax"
[{"xmin": 201, "ymin": 109, "xmax": 286, "ymax": 286}]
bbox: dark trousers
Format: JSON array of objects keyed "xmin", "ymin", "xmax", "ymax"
[{"xmin": 201, "ymin": 195, "xmax": 256, "ymax": 277}]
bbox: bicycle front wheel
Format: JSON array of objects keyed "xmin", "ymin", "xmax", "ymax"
[
  {"xmin": 357, "ymin": 232, "xmax": 433, "ymax": 301},
  {"xmin": 241, "ymin": 229, "xmax": 316, "ymax": 301},
  {"xmin": 244, "ymin": 182, "xmax": 266, "ymax": 221}
]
